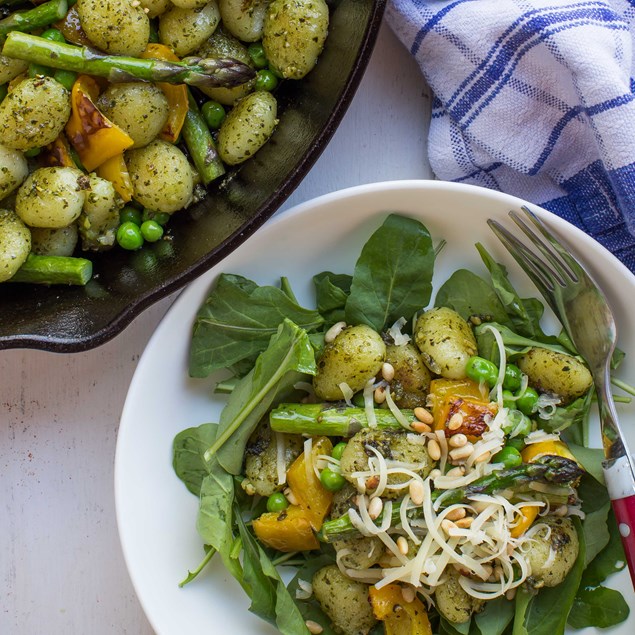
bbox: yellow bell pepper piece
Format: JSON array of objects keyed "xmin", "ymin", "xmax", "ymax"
[
  {"xmin": 96, "ymin": 153, "xmax": 134, "ymax": 202},
  {"xmin": 427, "ymin": 378, "xmax": 495, "ymax": 440},
  {"xmin": 369, "ymin": 584, "xmax": 433, "ymax": 635},
  {"xmin": 252, "ymin": 505, "xmax": 320, "ymax": 553},
  {"xmin": 510, "ymin": 504, "xmax": 540, "ymax": 538},
  {"xmin": 140, "ymin": 44, "xmax": 188, "ymax": 144},
  {"xmin": 41, "ymin": 134, "xmax": 76, "ymax": 168},
  {"xmin": 521, "ymin": 439, "xmax": 577, "ymax": 465},
  {"xmin": 65, "ymin": 75, "xmax": 134, "ymax": 171},
  {"xmin": 287, "ymin": 436, "xmax": 333, "ymax": 531}
]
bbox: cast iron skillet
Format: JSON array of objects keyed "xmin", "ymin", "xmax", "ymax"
[{"xmin": 0, "ymin": 0, "xmax": 386, "ymax": 352}]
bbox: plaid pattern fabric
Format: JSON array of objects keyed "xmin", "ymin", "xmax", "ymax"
[{"xmin": 387, "ymin": 0, "xmax": 635, "ymax": 271}]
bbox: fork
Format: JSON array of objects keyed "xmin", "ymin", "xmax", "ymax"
[{"xmin": 489, "ymin": 205, "xmax": 635, "ymax": 586}]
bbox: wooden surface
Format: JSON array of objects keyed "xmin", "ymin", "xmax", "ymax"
[{"xmin": 0, "ymin": 22, "xmax": 433, "ymax": 634}]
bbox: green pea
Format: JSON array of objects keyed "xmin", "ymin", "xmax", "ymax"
[
  {"xmin": 116, "ymin": 221, "xmax": 144, "ymax": 250},
  {"xmin": 140, "ymin": 219, "xmax": 164, "ymax": 243},
  {"xmin": 465, "ymin": 356, "xmax": 499, "ymax": 387},
  {"xmin": 40, "ymin": 28, "xmax": 66, "ymax": 42},
  {"xmin": 53, "ymin": 69, "xmax": 77, "ymax": 91},
  {"xmin": 201, "ymin": 100, "xmax": 226, "ymax": 130},
  {"xmin": 266, "ymin": 492, "xmax": 289, "ymax": 512},
  {"xmin": 503, "ymin": 364, "xmax": 523, "ymax": 391},
  {"xmin": 504, "ymin": 409, "xmax": 532, "ymax": 438},
  {"xmin": 153, "ymin": 212, "xmax": 171, "ymax": 226},
  {"xmin": 502, "ymin": 389, "xmax": 516, "ymax": 410},
  {"xmin": 247, "ymin": 42, "xmax": 268, "ymax": 69},
  {"xmin": 255, "ymin": 69, "xmax": 279, "ymax": 92},
  {"xmin": 28, "ymin": 63, "xmax": 52, "ymax": 78},
  {"xmin": 23, "ymin": 147, "xmax": 41, "ymax": 158},
  {"xmin": 492, "ymin": 446, "xmax": 522, "ymax": 468},
  {"xmin": 516, "ymin": 387, "xmax": 539, "ymax": 415},
  {"xmin": 119, "ymin": 206, "xmax": 142, "ymax": 226},
  {"xmin": 506, "ymin": 437, "xmax": 525, "ymax": 452},
  {"xmin": 331, "ymin": 442, "xmax": 347, "ymax": 461},
  {"xmin": 320, "ymin": 468, "xmax": 346, "ymax": 492}
]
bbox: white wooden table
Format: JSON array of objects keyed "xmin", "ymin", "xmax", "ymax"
[{"xmin": 0, "ymin": 22, "xmax": 433, "ymax": 634}]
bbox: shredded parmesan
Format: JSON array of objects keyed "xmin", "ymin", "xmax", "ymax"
[
  {"xmin": 339, "ymin": 382, "xmax": 355, "ymax": 406},
  {"xmin": 480, "ymin": 324, "xmax": 507, "ymax": 399},
  {"xmin": 303, "ymin": 437, "xmax": 313, "ymax": 485},
  {"xmin": 295, "ymin": 579, "xmax": 313, "ymax": 600},
  {"xmin": 388, "ymin": 317, "xmax": 411, "ymax": 345},
  {"xmin": 384, "ymin": 387, "xmax": 413, "ymax": 430},
  {"xmin": 524, "ymin": 430, "xmax": 561, "ymax": 444},
  {"xmin": 363, "ymin": 379, "xmax": 378, "ymax": 428},
  {"xmin": 276, "ymin": 433, "xmax": 287, "ymax": 486}
]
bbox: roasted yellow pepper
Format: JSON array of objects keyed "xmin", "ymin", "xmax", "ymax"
[
  {"xmin": 510, "ymin": 504, "xmax": 540, "ymax": 538},
  {"xmin": 287, "ymin": 436, "xmax": 333, "ymax": 531},
  {"xmin": 427, "ymin": 378, "xmax": 494, "ymax": 440},
  {"xmin": 252, "ymin": 505, "xmax": 320, "ymax": 553},
  {"xmin": 41, "ymin": 134, "xmax": 76, "ymax": 168},
  {"xmin": 140, "ymin": 44, "xmax": 188, "ymax": 144},
  {"xmin": 521, "ymin": 439, "xmax": 577, "ymax": 464},
  {"xmin": 369, "ymin": 584, "xmax": 433, "ymax": 635},
  {"xmin": 65, "ymin": 75, "xmax": 134, "ymax": 171},
  {"xmin": 95, "ymin": 153, "xmax": 134, "ymax": 202}
]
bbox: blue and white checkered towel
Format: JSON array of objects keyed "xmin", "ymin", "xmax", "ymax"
[{"xmin": 387, "ymin": 0, "xmax": 635, "ymax": 272}]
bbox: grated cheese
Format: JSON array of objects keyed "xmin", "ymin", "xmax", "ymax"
[
  {"xmin": 524, "ymin": 429, "xmax": 561, "ymax": 444},
  {"xmin": 339, "ymin": 382, "xmax": 355, "ymax": 406},
  {"xmin": 276, "ymin": 433, "xmax": 287, "ymax": 486},
  {"xmin": 384, "ymin": 387, "xmax": 413, "ymax": 431},
  {"xmin": 304, "ymin": 437, "xmax": 313, "ymax": 484},
  {"xmin": 388, "ymin": 317, "xmax": 411, "ymax": 345},
  {"xmin": 363, "ymin": 379, "xmax": 378, "ymax": 428}
]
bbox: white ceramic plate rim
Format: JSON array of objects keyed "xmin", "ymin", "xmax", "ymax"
[{"xmin": 115, "ymin": 179, "xmax": 635, "ymax": 635}]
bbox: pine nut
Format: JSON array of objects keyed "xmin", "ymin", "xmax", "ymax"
[
  {"xmin": 411, "ymin": 421, "xmax": 431, "ymax": 434},
  {"xmin": 455, "ymin": 516, "xmax": 473, "ymax": 529},
  {"xmin": 449, "ymin": 443, "xmax": 474, "ymax": 461},
  {"xmin": 324, "ymin": 321, "xmax": 346, "ymax": 343},
  {"xmin": 381, "ymin": 362, "xmax": 395, "ymax": 382},
  {"xmin": 401, "ymin": 585, "xmax": 416, "ymax": 603},
  {"xmin": 446, "ymin": 466, "xmax": 465, "ymax": 478},
  {"xmin": 445, "ymin": 507, "xmax": 467, "ymax": 522},
  {"xmin": 306, "ymin": 620, "xmax": 324, "ymax": 634},
  {"xmin": 366, "ymin": 475, "xmax": 379, "ymax": 490},
  {"xmin": 368, "ymin": 496, "xmax": 383, "ymax": 520},
  {"xmin": 449, "ymin": 433, "xmax": 468, "ymax": 448},
  {"xmin": 448, "ymin": 412, "xmax": 464, "ymax": 431},
  {"xmin": 427, "ymin": 438, "xmax": 441, "ymax": 461},
  {"xmin": 374, "ymin": 386, "xmax": 386, "ymax": 404},
  {"xmin": 474, "ymin": 450, "xmax": 491, "ymax": 464},
  {"xmin": 409, "ymin": 480, "xmax": 425, "ymax": 505},
  {"xmin": 414, "ymin": 407, "xmax": 434, "ymax": 425},
  {"xmin": 397, "ymin": 536, "xmax": 409, "ymax": 555},
  {"xmin": 506, "ymin": 588, "xmax": 517, "ymax": 601},
  {"xmin": 480, "ymin": 564, "xmax": 493, "ymax": 581},
  {"xmin": 284, "ymin": 487, "xmax": 298, "ymax": 506},
  {"xmin": 493, "ymin": 565, "xmax": 503, "ymax": 581},
  {"xmin": 428, "ymin": 468, "xmax": 442, "ymax": 479},
  {"xmin": 554, "ymin": 504, "xmax": 568, "ymax": 517},
  {"xmin": 441, "ymin": 519, "xmax": 456, "ymax": 534}
]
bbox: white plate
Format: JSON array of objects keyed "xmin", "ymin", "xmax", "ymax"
[{"xmin": 115, "ymin": 180, "xmax": 635, "ymax": 635}]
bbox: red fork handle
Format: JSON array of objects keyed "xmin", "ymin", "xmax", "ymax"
[{"xmin": 610, "ymin": 495, "xmax": 635, "ymax": 587}]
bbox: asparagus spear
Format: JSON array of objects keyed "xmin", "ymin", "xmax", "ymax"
[
  {"xmin": 0, "ymin": 0, "xmax": 67, "ymax": 40},
  {"xmin": 319, "ymin": 455, "xmax": 584, "ymax": 542},
  {"xmin": 270, "ymin": 403, "xmax": 412, "ymax": 436},
  {"xmin": 182, "ymin": 90, "xmax": 225, "ymax": 185},
  {"xmin": 10, "ymin": 253, "xmax": 92, "ymax": 285},
  {"xmin": 2, "ymin": 32, "xmax": 257, "ymax": 89}
]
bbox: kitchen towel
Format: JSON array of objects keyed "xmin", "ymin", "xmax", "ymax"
[{"xmin": 387, "ymin": 0, "xmax": 635, "ymax": 272}]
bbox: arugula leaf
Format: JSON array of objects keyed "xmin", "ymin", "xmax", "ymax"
[
  {"xmin": 345, "ymin": 214, "xmax": 435, "ymax": 332},
  {"xmin": 475, "ymin": 244, "xmax": 552, "ymax": 342},
  {"xmin": 581, "ymin": 508, "xmax": 627, "ymax": 587},
  {"xmin": 435, "ymin": 269, "xmax": 511, "ymax": 324},
  {"xmin": 439, "ymin": 617, "xmax": 471, "ymax": 635},
  {"xmin": 473, "ymin": 596, "xmax": 514, "ymax": 635},
  {"xmin": 313, "ymin": 272, "xmax": 352, "ymax": 326},
  {"xmin": 581, "ymin": 501, "xmax": 611, "ymax": 566},
  {"xmin": 568, "ymin": 586, "xmax": 630, "ymax": 629},
  {"xmin": 512, "ymin": 587, "xmax": 532, "ymax": 635},
  {"xmin": 537, "ymin": 391, "xmax": 592, "ymax": 436},
  {"xmin": 235, "ymin": 509, "xmax": 309, "ymax": 634},
  {"xmin": 172, "ymin": 423, "xmax": 218, "ymax": 496},
  {"xmin": 516, "ymin": 518, "xmax": 585, "ymax": 635},
  {"xmin": 207, "ymin": 319, "xmax": 317, "ymax": 474},
  {"xmin": 189, "ymin": 273, "xmax": 323, "ymax": 378}
]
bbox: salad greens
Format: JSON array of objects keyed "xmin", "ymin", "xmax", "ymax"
[{"xmin": 173, "ymin": 213, "xmax": 630, "ymax": 635}]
